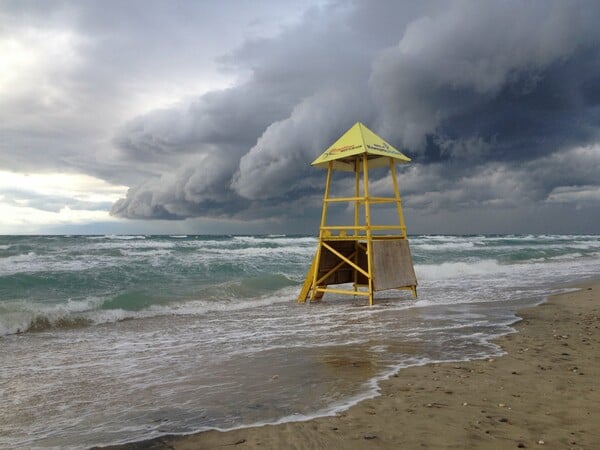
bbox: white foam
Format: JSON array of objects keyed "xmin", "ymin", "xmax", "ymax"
[
  {"xmin": 142, "ymin": 286, "xmax": 297, "ymax": 317},
  {"xmin": 233, "ymin": 235, "xmax": 316, "ymax": 246},
  {"xmin": 0, "ymin": 252, "xmax": 39, "ymax": 275},
  {"xmin": 0, "ymin": 251, "xmax": 120, "ymax": 276},
  {"xmin": 86, "ymin": 240, "xmax": 176, "ymax": 250},
  {"xmin": 415, "ymin": 259, "xmax": 506, "ymax": 280},
  {"xmin": 412, "ymin": 242, "xmax": 477, "ymax": 251},
  {"xmin": 0, "ymin": 285, "xmax": 302, "ymax": 337},
  {"xmin": 118, "ymin": 248, "xmax": 173, "ymax": 257},
  {"xmin": 198, "ymin": 245, "xmax": 314, "ymax": 258}
]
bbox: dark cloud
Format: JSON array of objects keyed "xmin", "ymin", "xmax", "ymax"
[
  {"xmin": 370, "ymin": 2, "xmax": 600, "ymax": 154},
  {"xmin": 107, "ymin": 1, "xmax": 437, "ymax": 219},
  {"xmin": 1, "ymin": 0, "xmax": 599, "ymax": 232},
  {"xmin": 108, "ymin": 0, "xmax": 600, "ymax": 231}
]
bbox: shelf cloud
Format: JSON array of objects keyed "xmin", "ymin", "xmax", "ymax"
[{"xmin": 1, "ymin": 0, "xmax": 599, "ymax": 232}]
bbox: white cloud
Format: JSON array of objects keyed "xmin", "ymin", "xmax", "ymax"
[
  {"xmin": 0, "ymin": 171, "xmax": 127, "ymax": 202},
  {"xmin": 0, "ymin": 204, "xmax": 116, "ymax": 234},
  {"xmin": 0, "ymin": 27, "xmax": 82, "ymax": 101},
  {"xmin": 0, "ymin": 171, "xmax": 128, "ymax": 231}
]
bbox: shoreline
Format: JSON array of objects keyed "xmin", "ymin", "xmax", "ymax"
[{"xmin": 100, "ymin": 281, "xmax": 599, "ymax": 450}]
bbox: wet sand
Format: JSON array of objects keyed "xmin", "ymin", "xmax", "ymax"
[{"xmin": 102, "ymin": 281, "xmax": 599, "ymax": 450}]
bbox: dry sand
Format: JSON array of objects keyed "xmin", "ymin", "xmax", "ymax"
[{"xmin": 103, "ymin": 281, "xmax": 599, "ymax": 450}]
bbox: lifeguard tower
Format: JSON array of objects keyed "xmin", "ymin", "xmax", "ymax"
[{"xmin": 298, "ymin": 122, "xmax": 417, "ymax": 306}]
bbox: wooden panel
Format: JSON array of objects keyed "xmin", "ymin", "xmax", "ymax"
[{"xmin": 372, "ymin": 240, "xmax": 417, "ymax": 291}]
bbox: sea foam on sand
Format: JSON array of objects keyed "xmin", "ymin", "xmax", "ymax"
[{"xmin": 105, "ymin": 281, "xmax": 600, "ymax": 450}]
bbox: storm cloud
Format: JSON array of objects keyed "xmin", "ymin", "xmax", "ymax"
[
  {"xmin": 2, "ymin": 0, "xmax": 599, "ymax": 233},
  {"xmin": 108, "ymin": 0, "xmax": 600, "ymax": 228}
]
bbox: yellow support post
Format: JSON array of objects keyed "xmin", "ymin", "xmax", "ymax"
[
  {"xmin": 310, "ymin": 162, "xmax": 332, "ymax": 301},
  {"xmin": 390, "ymin": 157, "xmax": 408, "ymax": 239},
  {"xmin": 297, "ymin": 252, "xmax": 317, "ymax": 303},
  {"xmin": 353, "ymin": 158, "xmax": 360, "ymax": 293},
  {"xmin": 362, "ymin": 154, "xmax": 374, "ymax": 306},
  {"xmin": 354, "ymin": 158, "xmax": 360, "ymax": 236}
]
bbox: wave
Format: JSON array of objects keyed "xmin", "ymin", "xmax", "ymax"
[
  {"xmin": 0, "ymin": 283, "xmax": 299, "ymax": 337},
  {"xmin": 412, "ymin": 242, "xmax": 478, "ymax": 251},
  {"xmin": 118, "ymin": 248, "xmax": 174, "ymax": 257},
  {"xmin": 0, "ymin": 296, "xmax": 105, "ymax": 336},
  {"xmin": 0, "ymin": 252, "xmax": 122, "ymax": 276},
  {"xmin": 86, "ymin": 240, "xmax": 177, "ymax": 250},
  {"xmin": 2, "ymin": 234, "xmax": 599, "ymax": 338},
  {"xmin": 233, "ymin": 235, "xmax": 316, "ymax": 245},
  {"xmin": 415, "ymin": 259, "xmax": 506, "ymax": 280},
  {"xmin": 23, "ymin": 315, "xmax": 93, "ymax": 332},
  {"xmin": 145, "ymin": 287, "xmax": 295, "ymax": 316},
  {"xmin": 82, "ymin": 236, "xmax": 314, "ymax": 253}
]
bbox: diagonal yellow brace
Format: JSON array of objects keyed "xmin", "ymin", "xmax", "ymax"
[
  {"xmin": 316, "ymin": 250, "xmax": 357, "ymax": 285},
  {"xmin": 321, "ymin": 242, "xmax": 369, "ymax": 278}
]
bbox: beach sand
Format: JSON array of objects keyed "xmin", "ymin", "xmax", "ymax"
[{"xmin": 104, "ymin": 281, "xmax": 599, "ymax": 450}]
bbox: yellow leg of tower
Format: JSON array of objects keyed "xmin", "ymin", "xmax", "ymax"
[
  {"xmin": 353, "ymin": 158, "xmax": 360, "ymax": 295},
  {"xmin": 389, "ymin": 158, "xmax": 407, "ymax": 239},
  {"xmin": 310, "ymin": 162, "xmax": 332, "ymax": 301},
  {"xmin": 363, "ymin": 155, "xmax": 374, "ymax": 306}
]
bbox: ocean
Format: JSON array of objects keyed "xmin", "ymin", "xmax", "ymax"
[{"xmin": 1, "ymin": 234, "xmax": 599, "ymax": 449}]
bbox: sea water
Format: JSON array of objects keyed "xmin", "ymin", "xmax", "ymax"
[{"xmin": 0, "ymin": 234, "xmax": 599, "ymax": 449}]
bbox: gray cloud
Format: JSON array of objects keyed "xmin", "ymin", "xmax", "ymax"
[
  {"xmin": 231, "ymin": 88, "xmax": 371, "ymax": 200},
  {"xmin": 1, "ymin": 0, "xmax": 599, "ymax": 233},
  {"xmin": 0, "ymin": 188, "xmax": 113, "ymax": 213},
  {"xmin": 547, "ymin": 185, "xmax": 600, "ymax": 206},
  {"xmin": 109, "ymin": 0, "xmax": 600, "ymax": 230},
  {"xmin": 0, "ymin": 0, "xmax": 313, "ymax": 181},
  {"xmin": 370, "ymin": 1, "xmax": 600, "ymax": 154}
]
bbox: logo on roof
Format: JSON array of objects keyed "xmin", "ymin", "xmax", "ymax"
[
  {"xmin": 366, "ymin": 142, "xmax": 398, "ymax": 154},
  {"xmin": 325, "ymin": 144, "xmax": 362, "ymax": 158}
]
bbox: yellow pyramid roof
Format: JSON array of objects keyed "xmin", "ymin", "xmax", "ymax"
[{"xmin": 311, "ymin": 122, "xmax": 411, "ymax": 171}]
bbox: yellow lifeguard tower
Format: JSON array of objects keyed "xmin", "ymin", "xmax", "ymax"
[{"xmin": 298, "ymin": 122, "xmax": 417, "ymax": 306}]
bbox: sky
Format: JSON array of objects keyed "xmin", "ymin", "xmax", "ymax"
[{"xmin": 1, "ymin": 0, "xmax": 599, "ymax": 235}]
